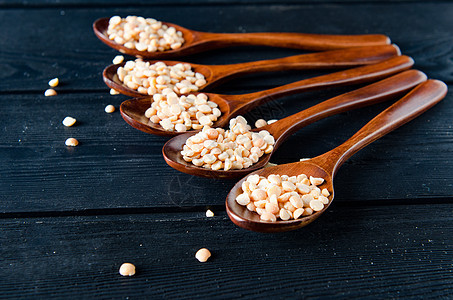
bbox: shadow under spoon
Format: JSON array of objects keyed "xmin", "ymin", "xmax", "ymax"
[
  {"xmin": 225, "ymin": 79, "xmax": 447, "ymax": 232},
  {"xmin": 122, "ymin": 55, "xmax": 413, "ymax": 137},
  {"xmin": 163, "ymin": 69, "xmax": 427, "ymax": 178}
]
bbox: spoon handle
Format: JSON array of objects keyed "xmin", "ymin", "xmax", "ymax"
[
  {"xmin": 313, "ymin": 80, "xmax": 447, "ymax": 176},
  {"xmin": 226, "ymin": 55, "xmax": 413, "ymax": 114},
  {"xmin": 267, "ymin": 70, "xmax": 427, "ymax": 145},
  {"xmin": 207, "ymin": 45, "xmax": 399, "ymax": 84},
  {"xmin": 196, "ymin": 31, "xmax": 390, "ymax": 51}
]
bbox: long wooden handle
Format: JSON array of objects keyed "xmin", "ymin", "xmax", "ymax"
[
  {"xmin": 313, "ymin": 80, "xmax": 448, "ymax": 176},
  {"xmin": 226, "ymin": 55, "xmax": 414, "ymax": 115},
  {"xmin": 197, "ymin": 31, "xmax": 390, "ymax": 51},
  {"xmin": 268, "ymin": 70, "xmax": 427, "ymax": 145},
  {"xmin": 208, "ymin": 45, "xmax": 399, "ymax": 83}
]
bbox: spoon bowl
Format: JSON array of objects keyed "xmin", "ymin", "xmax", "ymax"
[
  {"xmin": 93, "ymin": 17, "xmax": 391, "ymax": 59},
  {"xmin": 163, "ymin": 69, "xmax": 427, "ymax": 177},
  {"xmin": 226, "ymin": 79, "xmax": 447, "ymax": 232},
  {"xmin": 104, "ymin": 45, "xmax": 400, "ymax": 97},
  {"xmin": 226, "ymin": 161, "xmax": 332, "ymax": 232},
  {"xmin": 122, "ymin": 56, "xmax": 413, "ymax": 137}
]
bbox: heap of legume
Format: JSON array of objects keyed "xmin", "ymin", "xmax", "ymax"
[
  {"xmin": 107, "ymin": 16, "xmax": 185, "ymax": 52},
  {"xmin": 181, "ymin": 116, "xmax": 275, "ymax": 170},
  {"xmin": 117, "ymin": 59, "xmax": 206, "ymax": 95},
  {"xmin": 236, "ymin": 173, "xmax": 330, "ymax": 222},
  {"xmin": 145, "ymin": 90, "xmax": 221, "ymax": 132}
]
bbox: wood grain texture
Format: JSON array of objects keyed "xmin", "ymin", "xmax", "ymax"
[
  {"xmin": 1, "ymin": 205, "xmax": 452, "ymax": 298},
  {"xmin": 0, "ymin": 4, "xmax": 452, "ymax": 92},
  {"xmin": 1, "ymin": 1, "xmax": 452, "ymax": 298},
  {"xmin": 0, "ymin": 88, "xmax": 452, "ymax": 213}
]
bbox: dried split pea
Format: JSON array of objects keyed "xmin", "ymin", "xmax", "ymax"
[
  {"xmin": 113, "ymin": 55, "xmax": 124, "ymax": 65},
  {"xmin": 65, "ymin": 138, "xmax": 78, "ymax": 147},
  {"xmin": 236, "ymin": 173, "xmax": 330, "ymax": 222},
  {"xmin": 110, "ymin": 88, "xmax": 120, "ymax": 95},
  {"xmin": 195, "ymin": 248, "xmax": 211, "ymax": 262},
  {"xmin": 105, "ymin": 105, "xmax": 115, "ymax": 113},
  {"xmin": 62, "ymin": 116, "xmax": 76, "ymax": 127},
  {"xmin": 119, "ymin": 263, "xmax": 136, "ymax": 276},
  {"xmin": 45, "ymin": 89, "xmax": 57, "ymax": 96},
  {"xmin": 255, "ymin": 119, "xmax": 267, "ymax": 128},
  {"xmin": 48, "ymin": 78, "xmax": 59, "ymax": 87}
]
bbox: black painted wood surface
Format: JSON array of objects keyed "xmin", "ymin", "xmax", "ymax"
[
  {"xmin": 2, "ymin": 205, "xmax": 452, "ymax": 299},
  {"xmin": 0, "ymin": 1, "xmax": 452, "ymax": 298}
]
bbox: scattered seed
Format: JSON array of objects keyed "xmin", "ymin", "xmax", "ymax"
[
  {"xmin": 45, "ymin": 89, "xmax": 57, "ymax": 96},
  {"xmin": 113, "ymin": 55, "xmax": 124, "ymax": 64},
  {"xmin": 195, "ymin": 248, "xmax": 211, "ymax": 262},
  {"xmin": 48, "ymin": 78, "xmax": 59, "ymax": 87},
  {"xmin": 62, "ymin": 116, "xmax": 76, "ymax": 127},
  {"xmin": 110, "ymin": 88, "xmax": 120, "ymax": 95},
  {"xmin": 105, "ymin": 104, "xmax": 116, "ymax": 113},
  {"xmin": 65, "ymin": 138, "xmax": 78, "ymax": 147},
  {"xmin": 119, "ymin": 263, "xmax": 136, "ymax": 276},
  {"xmin": 205, "ymin": 209, "xmax": 214, "ymax": 217}
]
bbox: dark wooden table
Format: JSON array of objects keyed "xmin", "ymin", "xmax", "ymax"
[{"xmin": 1, "ymin": 1, "xmax": 452, "ymax": 298}]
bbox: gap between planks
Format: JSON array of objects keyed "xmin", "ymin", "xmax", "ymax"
[{"xmin": 0, "ymin": 198, "xmax": 451, "ymax": 219}]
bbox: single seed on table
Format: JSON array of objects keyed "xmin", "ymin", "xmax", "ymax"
[
  {"xmin": 195, "ymin": 248, "xmax": 211, "ymax": 262},
  {"xmin": 44, "ymin": 89, "xmax": 57, "ymax": 96},
  {"xmin": 62, "ymin": 116, "xmax": 76, "ymax": 127},
  {"xmin": 65, "ymin": 138, "xmax": 78, "ymax": 147},
  {"xmin": 110, "ymin": 88, "xmax": 120, "ymax": 95},
  {"xmin": 112, "ymin": 55, "xmax": 124, "ymax": 64},
  {"xmin": 48, "ymin": 78, "xmax": 59, "ymax": 87},
  {"xmin": 119, "ymin": 263, "xmax": 136, "ymax": 276},
  {"xmin": 105, "ymin": 105, "xmax": 116, "ymax": 113},
  {"xmin": 205, "ymin": 210, "xmax": 214, "ymax": 217}
]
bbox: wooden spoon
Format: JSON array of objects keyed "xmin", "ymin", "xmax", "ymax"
[
  {"xmin": 93, "ymin": 17, "xmax": 390, "ymax": 59},
  {"xmin": 104, "ymin": 45, "xmax": 400, "ymax": 97},
  {"xmin": 163, "ymin": 69, "xmax": 426, "ymax": 178},
  {"xmin": 122, "ymin": 55, "xmax": 414, "ymax": 137},
  {"xmin": 225, "ymin": 79, "xmax": 447, "ymax": 232}
]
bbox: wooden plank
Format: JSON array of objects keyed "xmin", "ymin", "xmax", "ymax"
[
  {"xmin": 0, "ymin": 1, "xmax": 438, "ymax": 7},
  {"xmin": 1, "ymin": 204, "xmax": 452, "ymax": 298},
  {"xmin": 0, "ymin": 89, "xmax": 452, "ymax": 213},
  {"xmin": 0, "ymin": 3, "xmax": 452, "ymax": 93}
]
